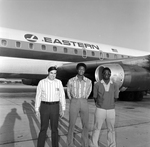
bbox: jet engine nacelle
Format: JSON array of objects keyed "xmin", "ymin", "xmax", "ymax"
[
  {"xmin": 95, "ymin": 64, "xmax": 150, "ymax": 92},
  {"xmin": 22, "ymin": 79, "xmax": 40, "ymax": 86}
]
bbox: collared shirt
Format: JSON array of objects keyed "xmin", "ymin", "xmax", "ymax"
[
  {"xmin": 35, "ymin": 77, "xmax": 66, "ymax": 112},
  {"xmin": 93, "ymin": 79, "xmax": 119, "ymax": 109},
  {"xmin": 101, "ymin": 79, "xmax": 113, "ymax": 91},
  {"xmin": 67, "ymin": 75, "xmax": 92, "ymax": 99}
]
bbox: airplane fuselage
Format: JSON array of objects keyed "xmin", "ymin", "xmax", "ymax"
[{"xmin": 0, "ymin": 27, "xmax": 150, "ymax": 101}]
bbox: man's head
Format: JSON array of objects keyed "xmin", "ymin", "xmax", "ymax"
[
  {"xmin": 76, "ymin": 63, "xmax": 87, "ymax": 76},
  {"xmin": 48, "ymin": 66, "xmax": 57, "ymax": 80},
  {"xmin": 102, "ymin": 67, "xmax": 111, "ymax": 81}
]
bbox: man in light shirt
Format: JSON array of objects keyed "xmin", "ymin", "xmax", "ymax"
[
  {"xmin": 35, "ymin": 66, "xmax": 66, "ymax": 147},
  {"xmin": 67, "ymin": 63, "xmax": 92, "ymax": 147},
  {"xmin": 91, "ymin": 67, "xmax": 119, "ymax": 147}
]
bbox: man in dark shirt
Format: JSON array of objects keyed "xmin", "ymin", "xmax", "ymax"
[{"xmin": 91, "ymin": 67, "xmax": 119, "ymax": 147}]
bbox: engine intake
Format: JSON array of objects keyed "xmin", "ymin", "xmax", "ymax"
[{"xmin": 95, "ymin": 64, "xmax": 150, "ymax": 92}]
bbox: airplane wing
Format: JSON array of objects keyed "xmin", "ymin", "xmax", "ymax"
[
  {"xmin": 57, "ymin": 54, "xmax": 150, "ymax": 80},
  {"xmin": 57, "ymin": 55, "xmax": 150, "ymax": 101}
]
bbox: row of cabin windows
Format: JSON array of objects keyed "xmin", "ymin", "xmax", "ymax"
[{"xmin": 1, "ymin": 39, "xmax": 130, "ymax": 58}]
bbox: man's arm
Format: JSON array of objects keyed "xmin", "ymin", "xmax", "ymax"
[
  {"xmin": 35, "ymin": 81, "xmax": 42, "ymax": 116},
  {"xmin": 86, "ymin": 80, "xmax": 92, "ymax": 99},
  {"xmin": 59, "ymin": 80, "xmax": 66, "ymax": 118},
  {"xmin": 93, "ymin": 82, "xmax": 98, "ymax": 103},
  {"xmin": 59, "ymin": 81, "xmax": 66, "ymax": 111},
  {"xmin": 67, "ymin": 79, "xmax": 72, "ymax": 100}
]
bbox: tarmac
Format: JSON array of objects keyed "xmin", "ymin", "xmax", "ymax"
[{"xmin": 0, "ymin": 84, "xmax": 150, "ymax": 147}]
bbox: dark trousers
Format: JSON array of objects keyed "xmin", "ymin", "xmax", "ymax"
[{"xmin": 37, "ymin": 102, "xmax": 59, "ymax": 147}]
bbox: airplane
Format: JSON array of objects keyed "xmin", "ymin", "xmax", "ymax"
[{"xmin": 0, "ymin": 27, "xmax": 150, "ymax": 101}]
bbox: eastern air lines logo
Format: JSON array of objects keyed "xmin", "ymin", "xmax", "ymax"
[{"xmin": 24, "ymin": 34, "xmax": 38, "ymax": 42}]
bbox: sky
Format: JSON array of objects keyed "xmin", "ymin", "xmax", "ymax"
[{"xmin": 0, "ymin": 0, "xmax": 150, "ymax": 52}]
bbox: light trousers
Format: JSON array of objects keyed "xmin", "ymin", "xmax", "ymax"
[
  {"xmin": 67, "ymin": 98, "xmax": 89, "ymax": 147},
  {"xmin": 91, "ymin": 108, "xmax": 116, "ymax": 147}
]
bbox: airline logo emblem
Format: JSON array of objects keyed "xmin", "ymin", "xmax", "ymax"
[{"xmin": 24, "ymin": 34, "xmax": 38, "ymax": 42}]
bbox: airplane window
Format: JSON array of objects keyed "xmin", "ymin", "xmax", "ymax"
[
  {"xmin": 16, "ymin": 42, "xmax": 21, "ymax": 48},
  {"xmin": 91, "ymin": 51, "xmax": 95, "ymax": 56},
  {"xmin": 74, "ymin": 49, "xmax": 78, "ymax": 54},
  {"xmin": 114, "ymin": 54, "xmax": 117, "ymax": 58},
  {"xmin": 83, "ymin": 50, "xmax": 86, "ymax": 56},
  {"xmin": 1, "ymin": 40, "xmax": 7, "ymax": 46},
  {"xmin": 29, "ymin": 43, "xmax": 34, "ymax": 49},
  {"xmin": 99, "ymin": 51, "xmax": 103, "ymax": 60},
  {"xmin": 42, "ymin": 45, "xmax": 46, "ymax": 50},
  {"xmin": 53, "ymin": 46, "xmax": 57, "ymax": 51},
  {"xmin": 64, "ymin": 48, "xmax": 68, "ymax": 53},
  {"xmin": 106, "ymin": 53, "xmax": 109, "ymax": 58},
  {"xmin": 82, "ymin": 50, "xmax": 87, "ymax": 58}
]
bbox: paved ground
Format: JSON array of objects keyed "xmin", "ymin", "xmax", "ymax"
[{"xmin": 0, "ymin": 84, "xmax": 150, "ymax": 147}]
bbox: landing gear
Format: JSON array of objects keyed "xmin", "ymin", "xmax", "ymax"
[
  {"xmin": 119, "ymin": 91, "xmax": 143, "ymax": 101},
  {"xmin": 134, "ymin": 91, "xmax": 143, "ymax": 101}
]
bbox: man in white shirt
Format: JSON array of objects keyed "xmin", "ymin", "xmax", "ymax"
[{"xmin": 35, "ymin": 66, "xmax": 66, "ymax": 147}]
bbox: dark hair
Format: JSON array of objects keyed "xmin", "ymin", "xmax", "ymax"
[
  {"xmin": 48, "ymin": 66, "xmax": 57, "ymax": 72},
  {"xmin": 102, "ymin": 67, "xmax": 111, "ymax": 74},
  {"xmin": 76, "ymin": 63, "xmax": 87, "ymax": 70}
]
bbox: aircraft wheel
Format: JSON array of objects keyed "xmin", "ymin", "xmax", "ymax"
[
  {"xmin": 134, "ymin": 91, "xmax": 143, "ymax": 101},
  {"xmin": 119, "ymin": 92, "xmax": 134, "ymax": 101},
  {"xmin": 126, "ymin": 92, "xmax": 135, "ymax": 101}
]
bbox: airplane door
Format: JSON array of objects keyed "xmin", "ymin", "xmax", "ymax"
[
  {"xmin": 99, "ymin": 50, "xmax": 103, "ymax": 60},
  {"xmin": 82, "ymin": 49, "xmax": 87, "ymax": 58}
]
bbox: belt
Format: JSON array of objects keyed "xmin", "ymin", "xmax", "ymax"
[
  {"xmin": 41, "ymin": 101, "xmax": 59, "ymax": 105},
  {"xmin": 72, "ymin": 97, "xmax": 86, "ymax": 99}
]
